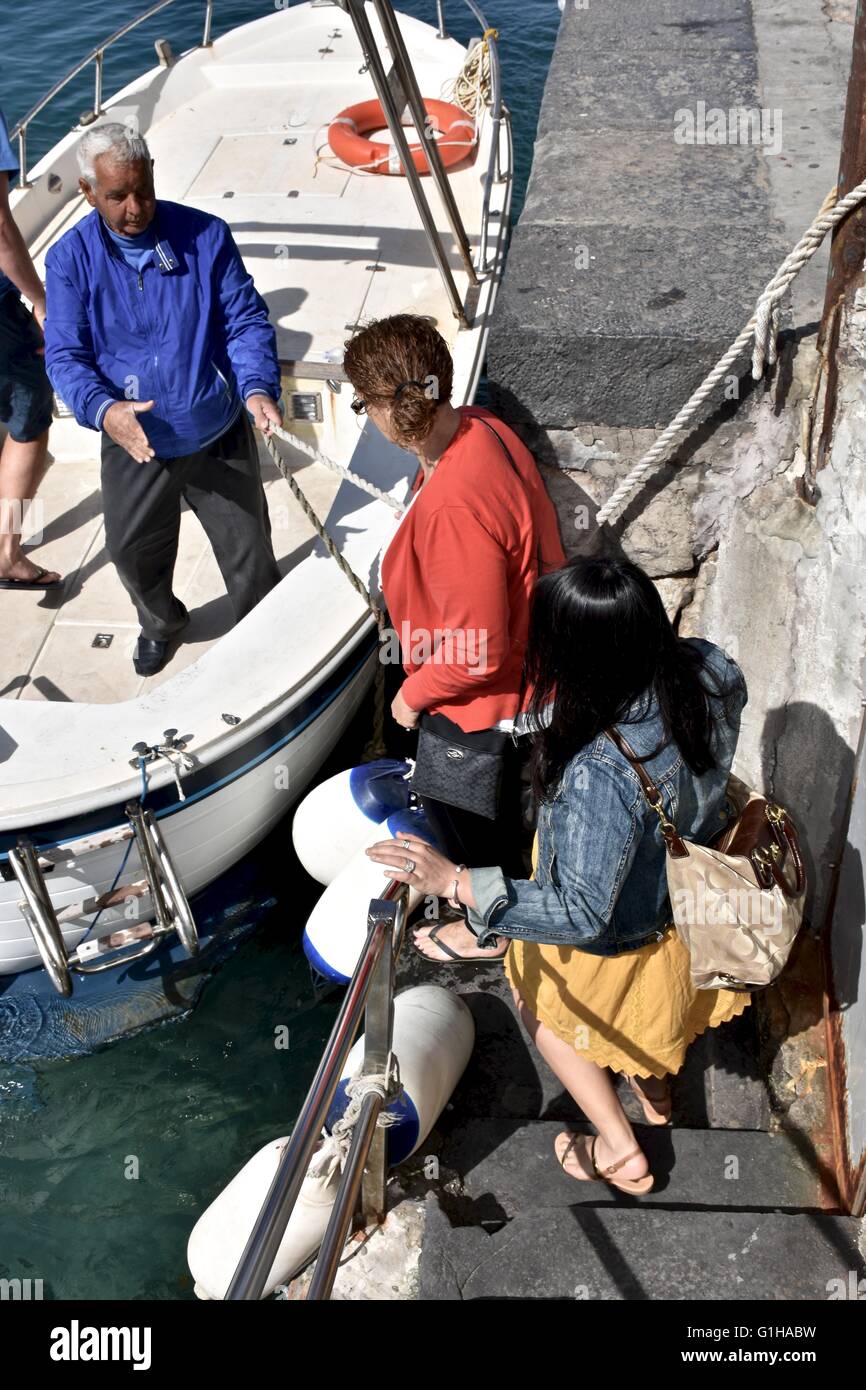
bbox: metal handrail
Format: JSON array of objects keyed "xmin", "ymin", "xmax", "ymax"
[
  {"xmin": 461, "ymin": 0, "xmax": 505, "ymax": 270},
  {"xmin": 10, "ymin": 0, "xmax": 214, "ymax": 189},
  {"xmin": 225, "ymin": 879, "xmax": 409, "ymax": 1301}
]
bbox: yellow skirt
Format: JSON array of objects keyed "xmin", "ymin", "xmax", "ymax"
[{"xmin": 503, "ymin": 839, "xmax": 751, "ymax": 1079}]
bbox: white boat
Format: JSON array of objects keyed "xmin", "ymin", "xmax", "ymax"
[{"xmin": 0, "ymin": 0, "xmax": 512, "ymax": 1019}]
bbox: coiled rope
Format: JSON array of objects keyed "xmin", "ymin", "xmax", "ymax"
[
  {"xmin": 442, "ymin": 28, "xmax": 496, "ymax": 116},
  {"xmin": 596, "ymin": 180, "xmax": 866, "ymax": 526}
]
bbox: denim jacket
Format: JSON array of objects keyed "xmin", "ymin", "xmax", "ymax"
[{"xmin": 467, "ymin": 640, "xmax": 747, "ymax": 955}]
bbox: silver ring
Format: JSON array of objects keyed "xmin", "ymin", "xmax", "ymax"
[
  {"xmin": 401, "ymin": 839, "xmax": 411, "ymax": 848},
  {"xmin": 404, "ymin": 858, "xmax": 416, "ymax": 873}
]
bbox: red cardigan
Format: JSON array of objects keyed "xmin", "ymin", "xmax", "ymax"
[{"xmin": 380, "ymin": 405, "xmax": 565, "ymax": 732}]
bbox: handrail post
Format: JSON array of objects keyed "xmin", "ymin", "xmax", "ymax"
[
  {"xmin": 202, "ymin": 0, "xmax": 214, "ymax": 47},
  {"xmin": 341, "ymin": 0, "xmax": 469, "ymax": 327},
  {"xmin": 305, "ymin": 887, "xmax": 406, "ymax": 1300},
  {"xmin": 372, "ymin": 0, "xmax": 478, "ymax": 288},
  {"xmin": 94, "ymin": 51, "xmax": 104, "ymax": 117},
  {"xmin": 17, "ymin": 127, "xmax": 30, "ymax": 190},
  {"xmin": 360, "ymin": 895, "xmax": 396, "ymax": 1222},
  {"xmin": 436, "ymin": 1, "xmax": 447, "ymax": 40},
  {"xmin": 224, "ymin": 893, "xmax": 400, "ymax": 1300}
]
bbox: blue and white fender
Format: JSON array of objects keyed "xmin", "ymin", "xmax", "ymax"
[
  {"xmin": 292, "ymin": 759, "xmax": 413, "ymax": 886},
  {"xmin": 327, "ymin": 985, "xmax": 475, "ymax": 1166},
  {"xmin": 302, "ymin": 806, "xmax": 439, "ymax": 985},
  {"xmin": 188, "ymin": 1131, "xmax": 343, "ymax": 1300}
]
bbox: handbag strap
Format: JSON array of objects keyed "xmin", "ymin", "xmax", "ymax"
[
  {"xmin": 605, "ymin": 726, "xmax": 690, "ymax": 858},
  {"xmin": 474, "ymin": 414, "xmax": 547, "ymax": 579},
  {"xmin": 474, "ymin": 413, "xmax": 521, "ymax": 477}
]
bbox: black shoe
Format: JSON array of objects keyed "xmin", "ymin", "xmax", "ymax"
[
  {"xmin": 133, "ymin": 603, "xmax": 190, "ymax": 677},
  {"xmin": 133, "ymin": 635, "xmax": 171, "ymax": 677}
]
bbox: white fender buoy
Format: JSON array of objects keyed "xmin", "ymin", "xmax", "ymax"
[
  {"xmin": 302, "ymin": 807, "xmax": 439, "ymax": 984},
  {"xmin": 187, "ymin": 1132, "xmax": 343, "ymax": 1301},
  {"xmin": 327, "ymin": 985, "xmax": 475, "ymax": 1166},
  {"xmin": 292, "ymin": 759, "xmax": 413, "ymax": 886}
]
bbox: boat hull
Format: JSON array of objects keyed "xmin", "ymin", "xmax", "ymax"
[{"xmin": 0, "ymin": 637, "xmax": 376, "ymax": 1024}]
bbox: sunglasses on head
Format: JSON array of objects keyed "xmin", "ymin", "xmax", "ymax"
[{"xmin": 350, "ymin": 379, "xmax": 428, "ymax": 416}]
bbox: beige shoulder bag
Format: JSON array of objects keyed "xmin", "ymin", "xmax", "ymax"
[{"xmin": 606, "ymin": 729, "xmax": 807, "ymax": 991}]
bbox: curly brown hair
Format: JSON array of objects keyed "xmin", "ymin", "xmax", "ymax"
[{"xmin": 342, "ymin": 314, "xmax": 454, "ymax": 447}]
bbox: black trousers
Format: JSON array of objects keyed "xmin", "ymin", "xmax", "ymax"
[{"xmin": 101, "ymin": 410, "xmax": 281, "ymax": 641}]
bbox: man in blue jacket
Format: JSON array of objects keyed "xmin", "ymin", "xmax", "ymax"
[{"xmin": 44, "ymin": 123, "xmax": 282, "ymax": 676}]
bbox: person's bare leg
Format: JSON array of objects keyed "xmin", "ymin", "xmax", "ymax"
[
  {"xmin": 0, "ymin": 430, "xmax": 58, "ymax": 582},
  {"xmin": 512, "ymin": 986, "xmax": 649, "ymax": 1181}
]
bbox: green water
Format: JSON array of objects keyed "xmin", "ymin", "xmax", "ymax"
[{"xmin": 0, "ymin": 0, "xmax": 560, "ymax": 1299}]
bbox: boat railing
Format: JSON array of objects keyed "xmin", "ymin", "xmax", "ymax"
[
  {"xmin": 224, "ymin": 878, "xmax": 409, "ymax": 1301},
  {"xmin": 9, "ymin": 0, "xmax": 214, "ymax": 189},
  {"xmin": 12, "ymin": 0, "xmax": 506, "ymax": 288}
]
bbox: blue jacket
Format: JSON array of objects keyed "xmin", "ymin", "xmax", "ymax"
[
  {"xmin": 44, "ymin": 201, "xmax": 280, "ymax": 458},
  {"xmin": 467, "ymin": 640, "xmax": 748, "ymax": 955}
]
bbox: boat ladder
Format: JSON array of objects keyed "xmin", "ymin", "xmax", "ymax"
[{"xmin": 8, "ymin": 805, "xmax": 199, "ymax": 998}]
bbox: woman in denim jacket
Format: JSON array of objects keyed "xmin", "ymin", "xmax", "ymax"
[{"xmin": 367, "ymin": 556, "xmax": 750, "ymax": 1195}]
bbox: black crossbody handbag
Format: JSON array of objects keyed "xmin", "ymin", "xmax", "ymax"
[
  {"xmin": 409, "ymin": 416, "xmax": 531, "ymax": 819},
  {"xmin": 412, "ymin": 711, "xmax": 511, "ymax": 819}
]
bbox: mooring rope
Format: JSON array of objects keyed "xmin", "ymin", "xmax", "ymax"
[
  {"xmin": 269, "ymin": 421, "xmax": 399, "ymax": 510},
  {"xmin": 596, "ymin": 180, "xmax": 866, "ymax": 526},
  {"xmin": 260, "ymin": 427, "xmax": 390, "ymax": 758}
]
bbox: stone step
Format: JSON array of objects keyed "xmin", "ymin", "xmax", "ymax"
[
  {"xmin": 419, "ymin": 1204, "xmax": 864, "ymax": 1301},
  {"xmin": 431, "ymin": 1121, "xmax": 827, "ymax": 1219}
]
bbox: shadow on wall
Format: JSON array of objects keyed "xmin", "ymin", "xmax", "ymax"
[{"xmin": 761, "ymin": 700, "xmax": 860, "ymax": 948}]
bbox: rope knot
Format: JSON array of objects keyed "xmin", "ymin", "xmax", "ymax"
[{"xmin": 330, "ymin": 1053, "xmax": 404, "ymax": 1165}]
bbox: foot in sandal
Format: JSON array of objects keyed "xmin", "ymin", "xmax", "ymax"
[
  {"xmin": 555, "ymin": 1130, "xmax": 654, "ymax": 1195},
  {"xmin": 623, "ymin": 1072, "xmax": 672, "ymax": 1126},
  {"xmin": 413, "ymin": 919, "xmax": 508, "ymax": 963}
]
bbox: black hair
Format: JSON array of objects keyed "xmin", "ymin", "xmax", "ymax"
[{"xmin": 522, "ymin": 555, "xmax": 741, "ymax": 802}]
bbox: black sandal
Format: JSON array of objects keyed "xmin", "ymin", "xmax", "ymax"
[
  {"xmin": 0, "ymin": 566, "xmax": 63, "ymax": 590},
  {"xmin": 412, "ymin": 922, "xmax": 508, "ymax": 966}
]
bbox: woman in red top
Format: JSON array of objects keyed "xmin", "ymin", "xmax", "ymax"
[{"xmin": 343, "ymin": 315, "xmax": 565, "ymax": 961}]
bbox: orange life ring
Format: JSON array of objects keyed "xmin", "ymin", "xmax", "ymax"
[{"xmin": 327, "ymin": 98, "xmax": 476, "ymax": 176}]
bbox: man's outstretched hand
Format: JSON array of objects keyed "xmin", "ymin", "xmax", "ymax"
[
  {"xmin": 246, "ymin": 394, "xmax": 282, "ymax": 434},
  {"xmin": 104, "ymin": 400, "xmax": 156, "ymax": 463}
]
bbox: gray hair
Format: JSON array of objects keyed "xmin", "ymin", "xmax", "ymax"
[{"xmin": 77, "ymin": 122, "xmax": 151, "ymax": 184}]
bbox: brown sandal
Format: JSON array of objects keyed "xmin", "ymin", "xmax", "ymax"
[
  {"xmin": 622, "ymin": 1072, "xmax": 672, "ymax": 1126},
  {"xmin": 555, "ymin": 1132, "xmax": 654, "ymax": 1195}
]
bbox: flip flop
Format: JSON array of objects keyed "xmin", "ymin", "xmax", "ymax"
[
  {"xmin": 412, "ymin": 922, "xmax": 508, "ymax": 966},
  {"xmin": 0, "ymin": 566, "xmax": 63, "ymax": 590}
]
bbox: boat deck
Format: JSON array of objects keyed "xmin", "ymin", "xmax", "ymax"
[{"xmin": 1, "ymin": 2, "xmax": 497, "ymax": 706}]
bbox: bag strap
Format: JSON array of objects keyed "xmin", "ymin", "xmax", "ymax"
[
  {"xmin": 604, "ymin": 726, "xmax": 690, "ymax": 858},
  {"xmin": 474, "ymin": 413, "xmax": 521, "ymax": 477},
  {"xmin": 474, "ymin": 415, "xmax": 547, "ymax": 578}
]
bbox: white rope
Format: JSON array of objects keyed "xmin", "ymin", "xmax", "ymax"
[
  {"xmin": 442, "ymin": 32, "xmax": 494, "ymax": 116},
  {"xmin": 329, "ymin": 1057, "xmax": 403, "ymax": 1164},
  {"xmin": 152, "ymin": 744, "xmax": 195, "ymax": 801},
  {"xmin": 269, "ymin": 421, "xmax": 399, "ymax": 510},
  {"xmin": 596, "ymin": 180, "xmax": 866, "ymax": 526}
]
